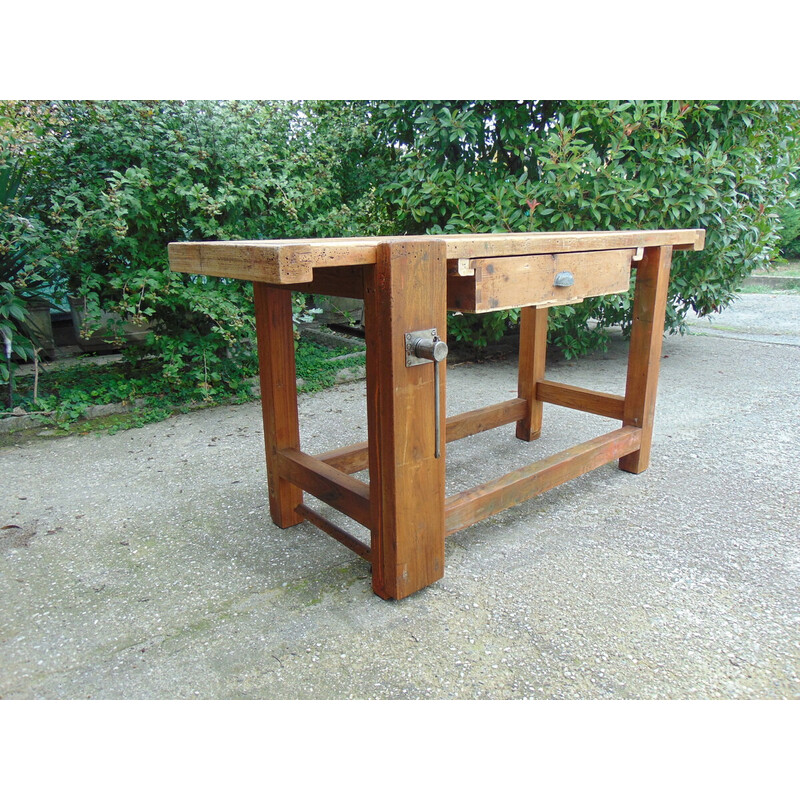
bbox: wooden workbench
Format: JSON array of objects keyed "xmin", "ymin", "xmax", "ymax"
[{"xmin": 169, "ymin": 229, "xmax": 705, "ymax": 599}]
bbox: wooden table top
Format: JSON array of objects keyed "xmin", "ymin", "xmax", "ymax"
[{"xmin": 168, "ymin": 229, "xmax": 706, "ymax": 285}]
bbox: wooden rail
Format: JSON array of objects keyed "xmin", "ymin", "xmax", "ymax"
[
  {"xmin": 444, "ymin": 425, "xmax": 643, "ymax": 536},
  {"xmin": 536, "ymin": 380, "xmax": 625, "ymax": 420},
  {"xmin": 315, "ymin": 440, "xmax": 371, "ymax": 476},
  {"xmin": 446, "ymin": 397, "xmax": 528, "ymax": 441},
  {"xmin": 295, "ymin": 503, "xmax": 371, "ymax": 562},
  {"xmin": 317, "ymin": 398, "xmax": 528, "ymax": 475},
  {"xmin": 277, "ymin": 448, "xmax": 372, "ymax": 528}
]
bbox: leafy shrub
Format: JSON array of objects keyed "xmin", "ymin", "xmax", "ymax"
[
  {"xmin": 372, "ymin": 100, "xmax": 800, "ymax": 355},
  {"xmin": 5, "ymin": 336, "xmax": 364, "ymax": 432},
  {"xmin": 776, "ymin": 177, "xmax": 800, "ymax": 259},
  {"xmin": 0, "ymin": 107, "xmax": 64, "ymax": 387},
  {"xmin": 2, "ymin": 100, "xmax": 393, "ymax": 405}
]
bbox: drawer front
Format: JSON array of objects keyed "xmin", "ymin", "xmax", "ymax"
[{"xmin": 447, "ymin": 248, "xmax": 635, "ymax": 312}]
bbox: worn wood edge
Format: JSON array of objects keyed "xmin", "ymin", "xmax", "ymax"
[
  {"xmin": 295, "ymin": 503, "xmax": 372, "ymax": 562},
  {"xmin": 168, "ymin": 241, "xmax": 316, "ymax": 283},
  {"xmin": 536, "ymin": 380, "xmax": 625, "ymax": 420},
  {"xmin": 444, "ymin": 425, "xmax": 643, "ymax": 536},
  {"xmin": 443, "ymin": 229, "xmax": 706, "ymax": 260},
  {"xmin": 316, "ymin": 398, "xmax": 529, "ymax": 475},
  {"xmin": 447, "ymin": 258, "xmax": 476, "ymax": 276},
  {"xmin": 168, "ymin": 230, "xmax": 705, "ymax": 282},
  {"xmin": 169, "ymin": 237, "xmax": 431, "ymax": 280},
  {"xmin": 467, "ymin": 247, "xmax": 637, "ymax": 271},
  {"xmin": 277, "ymin": 448, "xmax": 372, "ymax": 528}
]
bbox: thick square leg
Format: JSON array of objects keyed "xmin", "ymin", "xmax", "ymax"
[
  {"xmin": 516, "ymin": 305, "xmax": 549, "ymax": 441},
  {"xmin": 253, "ymin": 282, "xmax": 303, "ymax": 528},
  {"xmin": 363, "ymin": 240, "xmax": 447, "ymax": 600},
  {"xmin": 619, "ymin": 245, "xmax": 673, "ymax": 474}
]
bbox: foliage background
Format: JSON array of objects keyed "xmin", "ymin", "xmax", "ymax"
[
  {"xmin": 2, "ymin": 99, "xmax": 799, "ymax": 409},
  {"xmin": 1, "ymin": 100, "xmax": 394, "ymax": 402},
  {"xmin": 1, "ymin": 103, "xmax": 64, "ymax": 380},
  {"xmin": 776, "ymin": 174, "xmax": 800, "ymax": 259},
  {"xmin": 371, "ymin": 100, "xmax": 800, "ymax": 356}
]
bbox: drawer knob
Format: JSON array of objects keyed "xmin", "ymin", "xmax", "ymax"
[{"xmin": 554, "ymin": 271, "xmax": 575, "ymax": 287}]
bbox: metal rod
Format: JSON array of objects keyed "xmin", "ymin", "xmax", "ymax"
[{"xmin": 434, "ymin": 359, "xmax": 441, "ymax": 458}]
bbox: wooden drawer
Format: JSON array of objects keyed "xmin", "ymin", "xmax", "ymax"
[{"xmin": 447, "ymin": 248, "xmax": 636, "ymax": 312}]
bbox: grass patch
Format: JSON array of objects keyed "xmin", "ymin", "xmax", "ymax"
[
  {"xmin": 752, "ymin": 260, "xmax": 800, "ymax": 278},
  {"xmin": 1, "ymin": 335, "xmax": 365, "ymax": 436},
  {"xmin": 295, "ymin": 339, "xmax": 365, "ymax": 393},
  {"xmin": 738, "ymin": 282, "xmax": 800, "ymax": 295}
]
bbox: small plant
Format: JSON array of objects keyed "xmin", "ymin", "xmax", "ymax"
[
  {"xmin": 4, "ymin": 336, "xmax": 365, "ymax": 433},
  {"xmin": 294, "ymin": 339, "xmax": 365, "ymax": 393},
  {"xmin": 0, "ymin": 159, "xmax": 62, "ymax": 401},
  {"xmin": 776, "ymin": 178, "xmax": 800, "ymax": 259}
]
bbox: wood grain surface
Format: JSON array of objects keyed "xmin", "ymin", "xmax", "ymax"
[
  {"xmin": 169, "ymin": 230, "xmax": 705, "ymax": 284},
  {"xmin": 363, "ymin": 239, "xmax": 448, "ymax": 599}
]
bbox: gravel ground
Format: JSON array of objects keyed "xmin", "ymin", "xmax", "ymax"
[{"xmin": 1, "ymin": 295, "xmax": 799, "ymax": 700}]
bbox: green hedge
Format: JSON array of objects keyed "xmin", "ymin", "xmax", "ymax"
[
  {"xmin": 372, "ymin": 100, "xmax": 800, "ymax": 355},
  {"xmin": 4, "ymin": 100, "xmax": 800, "ymax": 415},
  {"xmin": 1, "ymin": 100, "xmax": 394, "ymax": 408}
]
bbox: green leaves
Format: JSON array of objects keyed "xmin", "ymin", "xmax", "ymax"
[
  {"xmin": 1, "ymin": 100, "xmax": 395, "ymax": 403},
  {"xmin": 0, "ymin": 145, "xmax": 64, "ymax": 390},
  {"xmin": 373, "ymin": 100, "xmax": 800, "ymax": 356},
  {"xmin": 5, "ymin": 98, "xmax": 800, "ymax": 405}
]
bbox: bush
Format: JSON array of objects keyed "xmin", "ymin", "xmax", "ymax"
[
  {"xmin": 0, "ymin": 105, "xmax": 64, "ymax": 388},
  {"xmin": 6, "ymin": 337, "xmax": 365, "ymax": 431},
  {"xmin": 2, "ymin": 100, "xmax": 393, "ymax": 407},
  {"xmin": 5, "ymin": 100, "xmax": 799, "ymax": 417},
  {"xmin": 776, "ymin": 177, "xmax": 800, "ymax": 259},
  {"xmin": 372, "ymin": 100, "xmax": 800, "ymax": 356}
]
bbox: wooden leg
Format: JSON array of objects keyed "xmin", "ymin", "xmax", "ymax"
[
  {"xmin": 619, "ymin": 245, "xmax": 673, "ymax": 474},
  {"xmin": 516, "ymin": 305, "xmax": 549, "ymax": 441},
  {"xmin": 363, "ymin": 240, "xmax": 447, "ymax": 600},
  {"xmin": 253, "ymin": 282, "xmax": 303, "ymax": 528}
]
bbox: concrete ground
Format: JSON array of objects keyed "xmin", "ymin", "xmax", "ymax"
[{"xmin": 1, "ymin": 294, "xmax": 798, "ymax": 699}]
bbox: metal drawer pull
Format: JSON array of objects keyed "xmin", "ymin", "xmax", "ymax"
[{"xmin": 554, "ymin": 271, "xmax": 575, "ymax": 287}]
